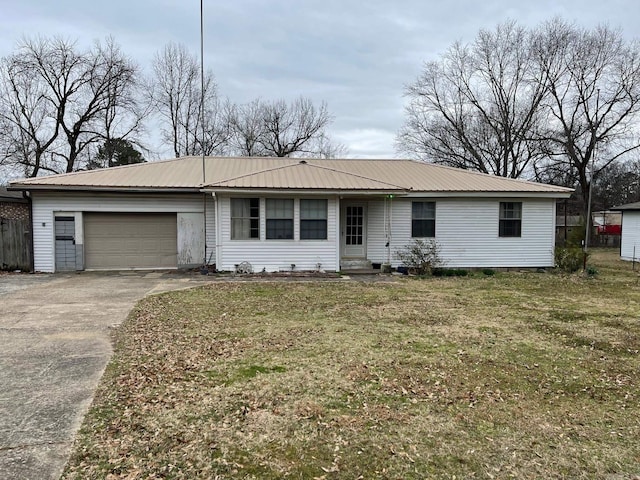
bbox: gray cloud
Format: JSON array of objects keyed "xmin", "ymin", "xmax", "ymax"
[{"xmin": 1, "ymin": 0, "xmax": 639, "ymax": 158}]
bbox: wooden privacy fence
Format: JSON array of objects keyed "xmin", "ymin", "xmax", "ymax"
[{"xmin": 0, "ymin": 217, "xmax": 32, "ymax": 271}]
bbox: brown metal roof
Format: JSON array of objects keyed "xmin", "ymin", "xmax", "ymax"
[{"xmin": 9, "ymin": 156, "xmax": 574, "ymax": 195}]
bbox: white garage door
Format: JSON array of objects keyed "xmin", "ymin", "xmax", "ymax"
[{"xmin": 84, "ymin": 213, "xmax": 177, "ymax": 269}]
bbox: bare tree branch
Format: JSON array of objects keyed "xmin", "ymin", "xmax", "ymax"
[
  {"xmin": 149, "ymin": 42, "xmax": 231, "ymax": 158},
  {"xmin": 0, "ymin": 36, "xmax": 145, "ymax": 176},
  {"xmin": 398, "ymin": 21, "xmax": 549, "ymax": 179},
  {"xmin": 535, "ymin": 19, "xmax": 640, "ymax": 216}
]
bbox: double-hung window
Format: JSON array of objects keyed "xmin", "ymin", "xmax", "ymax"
[
  {"xmin": 499, "ymin": 202, "xmax": 522, "ymax": 237},
  {"xmin": 231, "ymin": 198, "xmax": 260, "ymax": 239},
  {"xmin": 266, "ymin": 199, "xmax": 294, "ymax": 239},
  {"xmin": 300, "ymin": 199, "xmax": 328, "ymax": 240},
  {"xmin": 411, "ymin": 201, "xmax": 436, "ymax": 237}
]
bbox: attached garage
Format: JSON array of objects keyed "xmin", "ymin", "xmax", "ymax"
[{"xmin": 84, "ymin": 213, "xmax": 177, "ymax": 269}]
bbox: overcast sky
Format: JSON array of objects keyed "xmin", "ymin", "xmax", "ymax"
[{"xmin": 1, "ymin": 0, "xmax": 639, "ymax": 159}]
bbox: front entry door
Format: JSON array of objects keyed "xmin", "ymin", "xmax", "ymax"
[{"xmin": 341, "ymin": 203, "xmax": 366, "ymax": 258}]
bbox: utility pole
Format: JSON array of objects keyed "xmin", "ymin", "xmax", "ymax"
[
  {"xmin": 583, "ymin": 88, "xmax": 599, "ymax": 270},
  {"xmin": 200, "ymin": 0, "xmax": 208, "ymax": 273}
]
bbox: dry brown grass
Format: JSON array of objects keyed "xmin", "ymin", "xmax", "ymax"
[{"xmin": 63, "ymin": 250, "xmax": 640, "ymax": 479}]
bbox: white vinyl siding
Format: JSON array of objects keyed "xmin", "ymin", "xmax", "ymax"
[
  {"xmin": 31, "ymin": 192, "xmax": 214, "ymax": 272},
  {"xmin": 367, "ymin": 197, "xmax": 556, "ymax": 268},
  {"xmin": 218, "ymin": 195, "xmax": 338, "ymax": 271},
  {"xmin": 621, "ymin": 211, "xmax": 640, "ymax": 261}
]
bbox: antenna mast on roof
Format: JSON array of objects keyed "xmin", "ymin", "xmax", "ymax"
[{"xmin": 200, "ymin": 0, "xmax": 208, "ymax": 272}]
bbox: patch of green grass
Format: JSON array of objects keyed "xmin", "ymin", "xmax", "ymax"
[{"xmin": 63, "ymin": 249, "xmax": 640, "ymax": 479}]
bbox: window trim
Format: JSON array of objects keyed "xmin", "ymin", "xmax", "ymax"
[
  {"xmin": 230, "ymin": 198, "xmax": 260, "ymax": 240},
  {"xmin": 300, "ymin": 198, "xmax": 328, "ymax": 240},
  {"xmin": 266, "ymin": 198, "xmax": 294, "ymax": 240},
  {"xmin": 499, "ymin": 202, "xmax": 522, "ymax": 238},
  {"xmin": 411, "ymin": 201, "xmax": 436, "ymax": 238}
]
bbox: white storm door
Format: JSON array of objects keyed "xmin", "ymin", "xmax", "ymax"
[{"xmin": 341, "ymin": 203, "xmax": 366, "ymax": 258}]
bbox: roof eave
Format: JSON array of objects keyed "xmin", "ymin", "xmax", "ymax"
[
  {"xmin": 201, "ymin": 187, "xmax": 408, "ymax": 196},
  {"xmin": 405, "ymin": 190, "xmax": 573, "ymax": 199},
  {"xmin": 11, "ymin": 185, "xmax": 202, "ymax": 194},
  {"xmin": 203, "ymin": 188, "xmax": 571, "ymax": 198}
]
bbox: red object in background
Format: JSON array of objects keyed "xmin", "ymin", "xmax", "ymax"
[{"xmin": 596, "ymin": 224, "xmax": 622, "ymax": 235}]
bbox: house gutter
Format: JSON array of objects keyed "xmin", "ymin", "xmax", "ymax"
[
  {"xmin": 199, "ymin": 188, "xmax": 408, "ymax": 196},
  {"xmin": 8, "ymin": 186, "xmax": 202, "ymax": 194}
]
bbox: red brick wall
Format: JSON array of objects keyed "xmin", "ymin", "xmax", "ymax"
[{"xmin": 0, "ymin": 202, "xmax": 30, "ymax": 221}]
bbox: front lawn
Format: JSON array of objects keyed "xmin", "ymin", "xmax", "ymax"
[{"xmin": 63, "ymin": 250, "xmax": 640, "ymax": 479}]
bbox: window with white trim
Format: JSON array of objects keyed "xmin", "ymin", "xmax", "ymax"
[
  {"xmin": 300, "ymin": 199, "xmax": 328, "ymax": 240},
  {"xmin": 231, "ymin": 198, "xmax": 260, "ymax": 239},
  {"xmin": 411, "ymin": 201, "xmax": 436, "ymax": 237},
  {"xmin": 499, "ymin": 202, "xmax": 522, "ymax": 237},
  {"xmin": 266, "ymin": 198, "xmax": 294, "ymax": 239}
]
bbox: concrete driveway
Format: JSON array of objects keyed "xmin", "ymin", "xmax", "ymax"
[{"xmin": 0, "ymin": 271, "xmax": 210, "ymax": 480}]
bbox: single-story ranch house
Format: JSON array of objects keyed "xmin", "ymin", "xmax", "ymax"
[
  {"xmin": 614, "ymin": 201, "xmax": 640, "ymax": 262},
  {"xmin": 9, "ymin": 156, "xmax": 573, "ymax": 273}
]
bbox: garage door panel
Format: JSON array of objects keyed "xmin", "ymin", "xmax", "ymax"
[{"xmin": 84, "ymin": 213, "xmax": 177, "ymax": 269}]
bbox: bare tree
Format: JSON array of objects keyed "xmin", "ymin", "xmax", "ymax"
[
  {"xmin": 228, "ymin": 96, "xmax": 339, "ymax": 157},
  {"xmin": 228, "ymin": 99, "xmax": 269, "ymax": 156},
  {"xmin": 592, "ymin": 159, "xmax": 640, "ymax": 209},
  {"xmin": 98, "ymin": 41, "xmax": 151, "ymax": 162},
  {"xmin": 302, "ymin": 131, "xmax": 349, "ymax": 159},
  {"xmin": 398, "ymin": 21, "xmax": 549, "ymax": 178},
  {"xmin": 0, "ymin": 40, "xmax": 62, "ymax": 177},
  {"xmin": 534, "ymin": 19, "xmax": 640, "ymax": 217},
  {"xmin": 149, "ymin": 42, "xmax": 230, "ymax": 157},
  {"xmin": 0, "ymin": 36, "xmax": 144, "ymax": 176},
  {"xmin": 259, "ymin": 97, "xmax": 332, "ymax": 157}
]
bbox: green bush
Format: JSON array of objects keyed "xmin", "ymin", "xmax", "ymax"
[
  {"xmin": 555, "ymin": 246, "xmax": 585, "ymax": 273},
  {"xmin": 482, "ymin": 268, "xmax": 496, "ymax": 276},
  {"xmin": 432, "ymin": 268, "xmax": 449, "ymax": 277},
  {"xmin": 432, "ymin": 268, "xmax": 468, "ymax": 277},
  {"xmin": 586, "ymin": 265, "xmax": 598, "ymax": 276}
]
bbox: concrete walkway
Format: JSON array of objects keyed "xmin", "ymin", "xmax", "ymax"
[{"xmin": 0, "ymin": 272, "xmax": 210, "ymax": 480}]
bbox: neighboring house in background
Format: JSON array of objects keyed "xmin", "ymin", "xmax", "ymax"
[
  {"xmin": 0, "ymin": 187, "xmax": 29, "ymax": 221},
  {"xmin": 613, "ymin": 202, "xmax": 640, "ymax": 261},
  {"xmin": 0, "ymin": 187, "xmax": 32, "ymax": 271},
  {"xmin": 9, "ymin": 157, "xmax": 573, "ymax": 273},
  {"xmin": 592, "ymin": 210, "xmax": 622, "ymax": 248},
  {"xmin": 555, "ymin": 210, "xmax": 621, "ymax": 248},
  {"xmin": 593, "ymin": 210, "xmax": 622, "ymax": 235}
]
